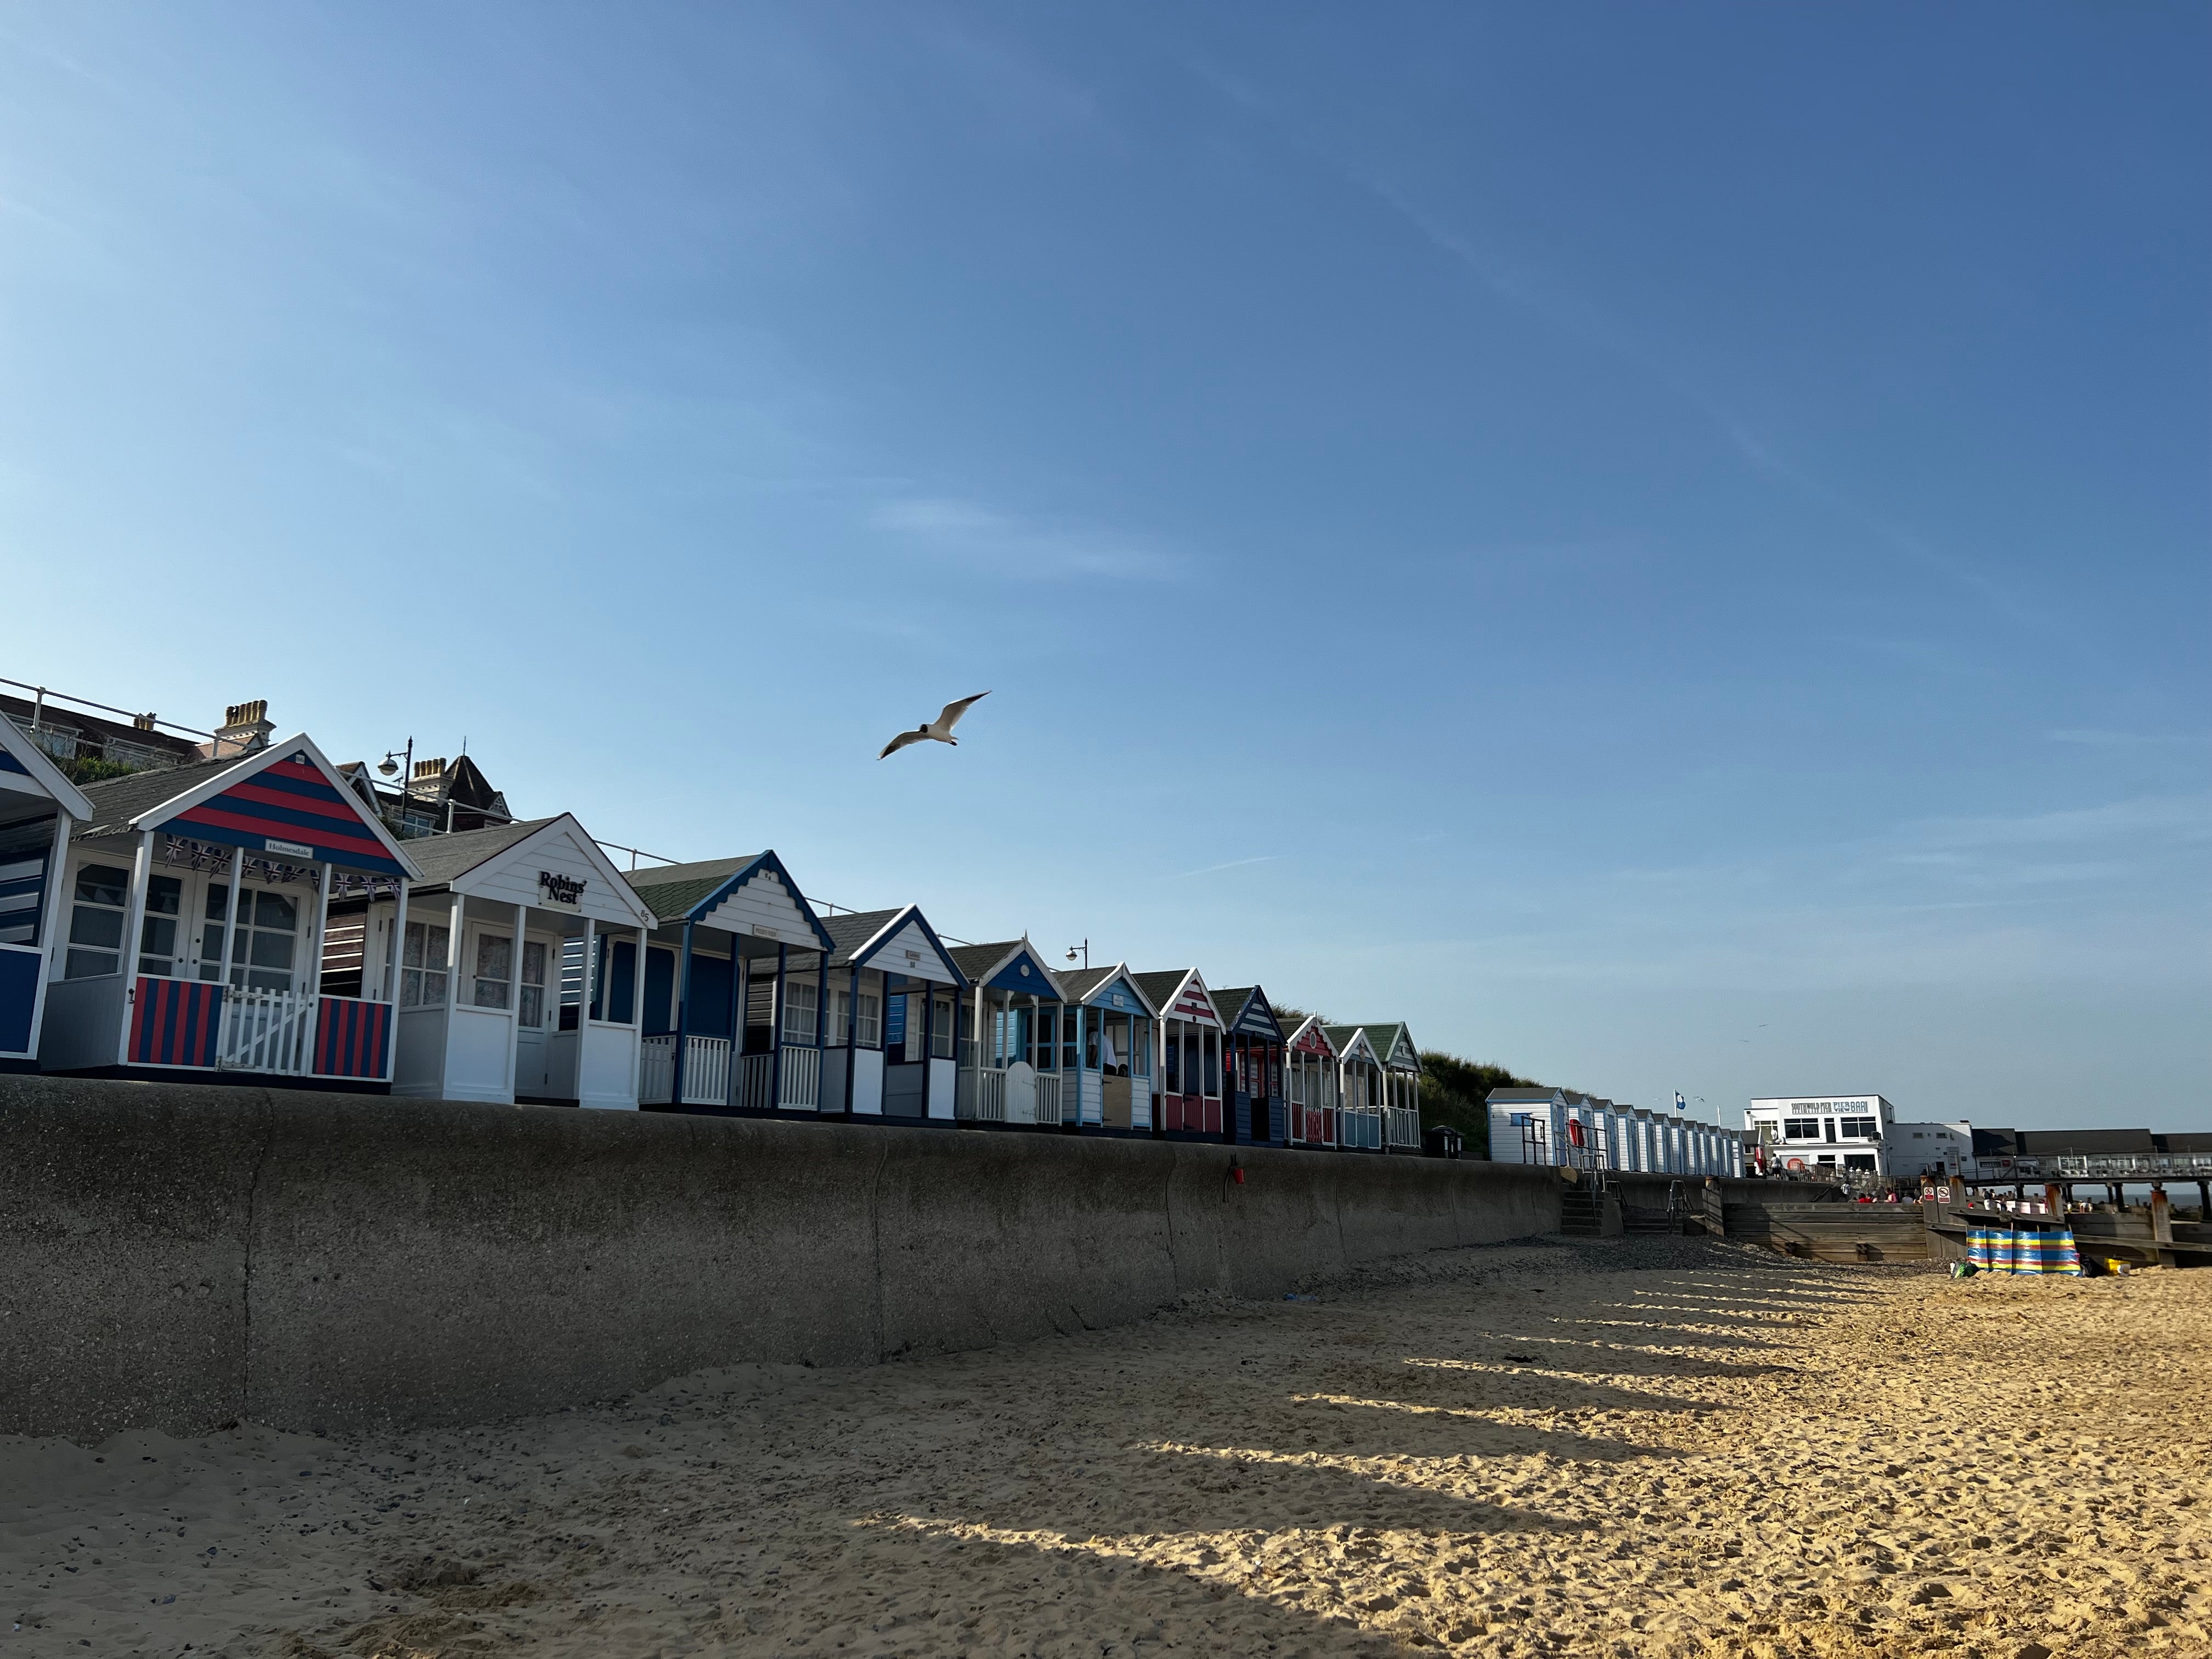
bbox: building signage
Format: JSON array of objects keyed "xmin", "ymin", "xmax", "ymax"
[
  {"xmin": 264, "ymin": 838, "xmax": 315, "ymax": 859},
  {"xmin": 538, "ymin": 871, "xmax": 586, "ymax": 909}
]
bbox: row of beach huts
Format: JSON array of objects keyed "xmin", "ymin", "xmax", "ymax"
[{"xmin": 0, "ymin": 701, "xmax": 1740, "ymax": 1173}]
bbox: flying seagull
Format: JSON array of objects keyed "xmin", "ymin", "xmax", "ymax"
[{"xmin": 879, "ymin": 691, "xmax": 990, "ymax": 759}]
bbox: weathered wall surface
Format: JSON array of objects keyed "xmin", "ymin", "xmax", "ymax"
[{"xmin": 0, "ymin": 1077, "xmax": 1560, "ymax": 1442}]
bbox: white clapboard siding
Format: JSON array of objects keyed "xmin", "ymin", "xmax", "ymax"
[
  {"xmin": 697, "ymin": 866, "xmax": 817, "ymax": 947},
  {"xmin": 866, "ymin": 915, "xmax": 957, "ymax": 982},
  {"xmin": 450, "ymin": 820, "xmax": 654, "ymax": 928}
]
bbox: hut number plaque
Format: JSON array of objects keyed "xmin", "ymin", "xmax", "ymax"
[{"xmin": 538, "ymin": 871, "xmax": 587, "ymax": 908}]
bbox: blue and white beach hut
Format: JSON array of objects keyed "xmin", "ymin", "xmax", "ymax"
[
  {"xmin": 816, "ymin": 905, "xmax": 968, "ymax": 1120},
  {"xmin": 37, "ymin": 735, "xmax": 421, "ymax": 1086},
  {"xmin": 951, "ymin": 938, "xmax": 1070, "ymax": 1129},
  {"xmin": 1209, "ymin": 986, "xmax": 1288, "ymax": 1146},
  {"xmin": 1054, "ymin": 964, "xmax": 1160, "ymax": 1133},
  {"xmin": 1353, "ymin": 1022, "xmax": 1424, "ymax": 1153},
  {"xmin": 1133, "ymin": 968, "xmax": 1226, "ymax": 1139},
  {"xmin": 331, "ymin": 815, "xmax": 658, "ymax": 1108},
  {"xmin": 620, "ymin": 853, "xmax": 838, "ymax": 1115},
  {"xmin": 1325, "ymin": 1025, "xmax": 1386, "ymax": 1152},
  {"xmin": 0, "ymin": 716, "xmax": 94, "ymax": 1071}
]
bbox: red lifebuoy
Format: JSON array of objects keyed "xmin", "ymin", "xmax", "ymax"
[{"xmin": 1786, "ymin": 1157, "xmax": 1807, "ymax": 1172}]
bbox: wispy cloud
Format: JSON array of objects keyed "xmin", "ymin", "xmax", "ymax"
[
  {"xmin": 2048, "ymin": 728, "xmax": 2204, "ymax": 749},
  {"xmin": 870, "ymin": 496, "xmax": 1183, "ymax": 582},
  {"xmin": 1171, "ymin": 854, "xmax": 1282, "ymax": 879},
  {"xmin": 1905, "ymin": 794, "xmax": 2212, "ymax": 852}
]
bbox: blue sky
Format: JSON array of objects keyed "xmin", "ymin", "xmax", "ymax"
[{"xmin": 2, "ymin": 3, "xmax": 2204, "ymax": 1129}]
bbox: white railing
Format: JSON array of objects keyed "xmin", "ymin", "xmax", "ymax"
[
  {"xmin": 639, "ymin": 1034, "xmax": 736, "ymax": 1106},
  {"xmin": 969, "ymin": 1066, "xmax": 1006, "ymax": 1122},
  {"xmin": 219, "ymin": 986, "xmax": 315, "ymax": 1076},
  {"xmin": 778, "ymin": 1044, "xmax": 820, "ymax": 1110},
  {"xmin": 681, "ymin": 1036, "xmax": 730, "ymax": 1105},
  {"xmin": 1386, "ymin": 1105, "xmax": 1422, "ymax": 1148},
  {"xmin": 1034, "ymin": 1071, "xmax": 1063, "ymax": 1126}
]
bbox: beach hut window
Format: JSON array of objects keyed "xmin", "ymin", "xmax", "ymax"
[
  {"xmin": 1163, "ymin": 1030, "xmax": 1179, "ymax": 1092},
  {"xmin": 65, "ymin": 862, "xmax": 131, "ymax": 979},
  {"xmin": 137, "ymin": 874, "xmax": 183, "ymax": 977},
  {"xmin": 518, "ymin": 941, "xmax": 548, "ymax": 1028},
  {"xmin": 785, "ymin": 979, "xmax": 820, "ymax": 1045},
  {"xmin": 856, "ymin": 990, "xmax": 881, "ymax": 1047},
  {"xmin": 400, "ymin": 920, "xmax": 452, "ymax": 1008},
  {"xmin": 215, "ymin": 887, "xmax": 300, "ymax": 992},
  {"xmin": 932, "ymin": 994, "xmax": 954, "ymax": 1058},
  {"xmin": 1203, "ymin": 1030, "xmax": 1220, "ymax": 1095},
  {"xmin": 471, "ymin": 932, "xmax": 514, "ymax": 1009},
  {"xmin": 0, "ymin": 826, "xmax": 48, "ymax": 947}
]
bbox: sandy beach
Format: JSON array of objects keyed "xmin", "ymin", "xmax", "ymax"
[{"xmin": 3, "ymin": 1236, "xmax": 2205, "ymax": 1659}]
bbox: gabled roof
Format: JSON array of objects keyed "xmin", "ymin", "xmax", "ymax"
[
  {"xmin": 948, "ymin": 936, "xmax": 1066, "ymax": 999},
  {"xmin": 72, "ymin": 757, "xmax": 241, "ymax": 839},
  {"xmin": 398, "ymin": 817, "xmax": 551, "ymax": 884},
  {"xmin": 401, "ymin": 815, "xmax": 658, "ymax": 928},
  {"xmin": 1324, "ymin": 1025, "xmax": 1379, "ymax": 1065},
  {"xmin": 1341, "ymin": 1020, "xmax": 1418, "ymax": 1069},
  {"xmin": 1282, "ymin": 1013, "xmax": 1337, "ymax": 1057},
  {"xmin": 1135, "ymin": 968, "xmax": 1220, "ymax": 1025},
  {"xmin": 820, "ymin": 904, "xmax": 966, "ymax": 981},
  {"xmin": 1486, "ymin": 1087, "xmax": 1564, "ymax": 1103},
  {"xmin": 0, "ymin": 713, "xmax": 95, "ymax": 819},
  {"xmin": 621, "ymin": 850, "xmax": 834, "ymax": 952},
  {"xmin": 1210, "ymin": 985, "xmax": 1285, "ymax": 1041},
  {"xmin": 1058, "ymin": 963, "xmax": 1157, "ymax": 1015},
  {"xmin": 77, "ymin": 733, "xmax": 420, "ymax": 879}
]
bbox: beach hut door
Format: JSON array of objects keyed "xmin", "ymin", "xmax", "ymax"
[{"xmin": 515, "ymin": 934, "xmax": 555, "ymax": 1096}]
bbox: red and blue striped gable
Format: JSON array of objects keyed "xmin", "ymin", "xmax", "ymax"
[{"xmin": 157, "ymin": 751, "xmax": 407, "ymax": 877}]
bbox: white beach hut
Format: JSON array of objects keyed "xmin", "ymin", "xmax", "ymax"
[
  {"xmin": 816, "ymin": 905, "xmax": 968, "ymax": 1121},
  {"xmin": 331, "ymin": 815, "xmax": 658, "ymax": 1108}
]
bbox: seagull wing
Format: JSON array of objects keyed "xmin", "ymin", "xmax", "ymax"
[
  {"xmin": 935, "ymin": 691, "xmax": 990, "ymax": 733},
  {"xmin": 878, "ymin": 729, "xmax": 928, "ymax": 760}
]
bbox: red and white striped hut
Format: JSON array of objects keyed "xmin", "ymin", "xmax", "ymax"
[{"xmin": 1132, "ymin": 967, "xmax": 1224, "ymax": 1139}]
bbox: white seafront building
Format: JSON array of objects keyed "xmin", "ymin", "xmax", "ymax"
[{"xmin": 1745, "ymin": 1094, "xmax": 1975, "ymax": 1181}]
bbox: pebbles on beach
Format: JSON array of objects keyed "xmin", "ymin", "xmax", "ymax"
[{"xmin": 3, "ymin": 1237, "xmax": 2205, "ymax": 1657}]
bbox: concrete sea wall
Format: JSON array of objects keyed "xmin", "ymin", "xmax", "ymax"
[{"xmin": 0, "ymin": 1076, "xmax": 1561, "ymax": 1443}]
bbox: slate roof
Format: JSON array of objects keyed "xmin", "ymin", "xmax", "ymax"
[
  {"xmin": 394, "ymin": 818, "xmax": 555, "ymax": 888},
  {"xmin": 1057, "ymin": 965, "xmax": 1115, "ymax": 1001},
  {"xmin": 1486, "ymin": 1086, "xmax": 1562, "ymax": 1104},
  {"xmin": 1342, "ymin": 1021, "xmax": 1416, "ymax": 1065},
  {"xmin": 947, "ymin": 939, "xmax": 1067, "ymax": 996},
  {"xmin": 820, "ymin": 907, "xmax": 923, "ymax": 970},
  {"xmin": 1132, "ymin": 969, "xmax": 1197, "ymax": 1012},
  {"xmin": 71, "ymin": 757, "xmax": 245, "ymax": 840},
  {"xmin": 620, "ymin": 854, "xmax": 766, "ymax": 923},
  {"xmin": 1322, "ymin": 1024, "xmax": 1372, "ymax": 1059}
]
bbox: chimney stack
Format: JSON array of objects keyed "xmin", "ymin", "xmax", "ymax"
[{"xmin": 211, "ymin": 698, "xmax": 273, "ymax": 758}]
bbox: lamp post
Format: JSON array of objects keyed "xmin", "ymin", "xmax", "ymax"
[{"xmin": 377, "ymin": 739, "xmax": 414, "ymax": 836}]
